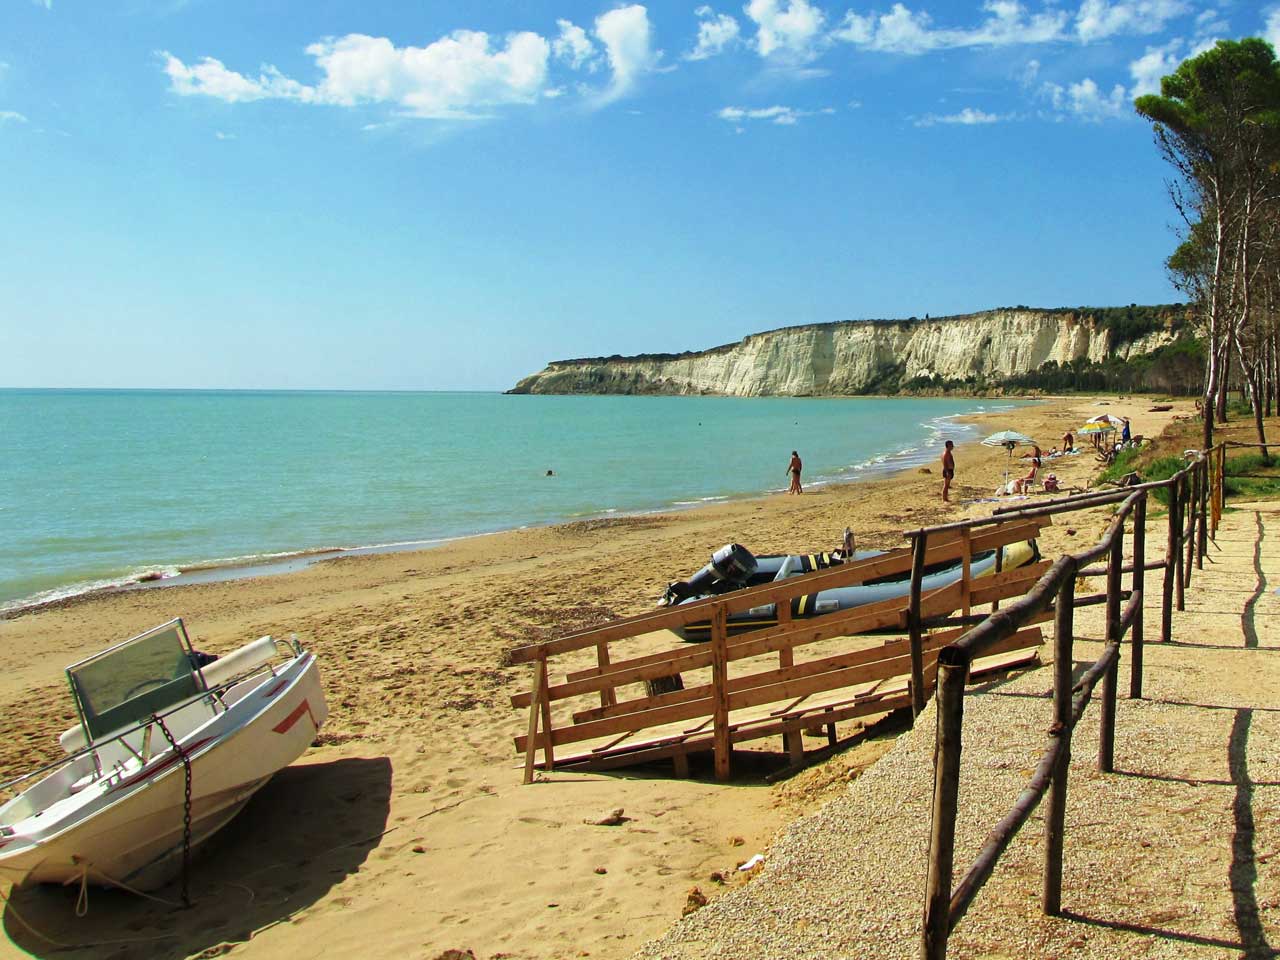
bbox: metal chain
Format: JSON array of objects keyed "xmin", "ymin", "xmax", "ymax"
[{"xmin": 150, "ymin": 713, "xmax": 192, "ymax": 908}]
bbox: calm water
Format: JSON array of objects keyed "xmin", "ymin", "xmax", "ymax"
[{"xmin": 0, "ymin": 390, "xmax": 1025, "ymax": 611}]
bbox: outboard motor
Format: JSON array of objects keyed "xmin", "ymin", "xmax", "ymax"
[{"xmin": 661, "ymin": 543, "xmax": 758, "ymax": 606}]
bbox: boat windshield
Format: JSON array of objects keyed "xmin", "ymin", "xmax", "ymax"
[{"xmin": 66, "ymin": 619, "xmax": 208, "ymax": 744}]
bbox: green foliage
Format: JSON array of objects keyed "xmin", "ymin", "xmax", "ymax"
[
  {"xmin": 1097, "ymin": 448, "xmax": 1145, "ymax": 485},
  {"xmin": 1088, "ymin": 304, "xmax": 1171, "ymax": 344},
  {"xmin": 1222, "ymin": 452, "xmax": 1280, "ymax": 500},
  {"xmin": 999, "ymin": 335, "xmax": 1204, "ymax": 395},
  {"xmin": 859, "ymin": 361, "xmax": 905, "ymax": 395}
]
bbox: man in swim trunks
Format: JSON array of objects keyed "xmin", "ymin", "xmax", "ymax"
[
  {"xmin": 787, "ymin": 451, "xmax": 803, "ymax": 494},
  {"xmin": 941, "ymin": 440, "xmax": 955, "ymax": 502}
]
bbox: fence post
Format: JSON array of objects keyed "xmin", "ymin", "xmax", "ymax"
[
  {"xmin": 921, "ymin": 651, "xmax": 969, "ymax": 960},
  {"xmin": 1182, "ymin": 470, "xmax": 1195, "ymax": 592},
  {"xmin": 1192, "ymin": 455, "xmax": 1203, "ymax": 563},
  {"xmin": 908, "ymin": 531, "xmax": 929, "ymax": 718},
  {"xmin": 1043, "ymin": 570, "xmax": 1075, "ymax": 915},
  {"xmin": 1130, "ymin": 494, "xmax": 1146, "ymax": 700},
  {"xmin": 523, "ymin": 651, "xmax": 552, "ymax": 784},
  {"xmin": 1099, "ymin": 529, "xmax": 1122, "ymax": 773},
  {"xmin": 711, "ymin": 605, "xmax": 732, "ymax": 782},
  {"xmin": 1162, "ymin": 477, "xmax": 1177, "ymax": 641}
]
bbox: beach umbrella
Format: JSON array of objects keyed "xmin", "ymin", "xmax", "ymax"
[
  {"xmin": 981, "ymin": 430, "xmax": 1035, "ymax": 488},
  {"xmin": 1085, "ymin": 414, "xmax": 1125, "ymax": 427},
  {"xmin": 1078, "ymin": 422, "xmax": 1116, "ymax": 433},
  {"xmin": 981, "ymin": 430, "xmax": 1035, "ymax": 447}
]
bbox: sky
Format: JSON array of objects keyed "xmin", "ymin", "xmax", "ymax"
[{"xmin": 2, "ymin": 1, "xmax": 1278, "ymax": 391}]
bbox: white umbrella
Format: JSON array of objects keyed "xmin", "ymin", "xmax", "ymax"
[
  {"xmin": 981, "ymin": 431, "xmax": 1036, "ymax": 489},
  {"xmin": 1085, "ymin": 414, "xmax": 1125, "ymax": 427}
]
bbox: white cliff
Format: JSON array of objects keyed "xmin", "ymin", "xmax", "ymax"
[{"xmin": 509, "ymin": 308, "xmax": 1183, "ymax": 396}]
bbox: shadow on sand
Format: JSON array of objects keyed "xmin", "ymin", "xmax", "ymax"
[{"xmin": 3, "ymin": 754, "xmax": 392, "ymax": 960}]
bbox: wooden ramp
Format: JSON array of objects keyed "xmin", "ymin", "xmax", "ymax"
[{"xmin": 509, "ymin": 516, "xmax": 1052, "ymax": 780}]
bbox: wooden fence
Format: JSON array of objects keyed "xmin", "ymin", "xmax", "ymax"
[
  {"xmin": 919, "ymin": 446, "xmax": 1222, "ymax": 960},
  {"xmin": 508, "ymin": 516, "xmax": 1053, "ymax": 782}
]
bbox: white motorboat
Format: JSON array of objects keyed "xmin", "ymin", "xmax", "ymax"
[{"xmin": 0, "ymin": 619, "xmax": 327, "ymax": 891}]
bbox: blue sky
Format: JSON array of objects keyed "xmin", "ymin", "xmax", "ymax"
[{"xmin": 2, "ymin": 1, "xmax": 1277, "ymax": 390}]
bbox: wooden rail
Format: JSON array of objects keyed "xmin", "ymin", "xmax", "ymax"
[
  {"xmin": 919, "ymin": 446, "xmax": 1221, "ymax": 960},
  {"xmin": 510, "ymin": 517, "xmax": 1051, "ymax": 782}
]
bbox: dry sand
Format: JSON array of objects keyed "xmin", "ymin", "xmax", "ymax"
[{"xmin": 0, "ymin": 395, "xmax": 1194, "ymax": 960}]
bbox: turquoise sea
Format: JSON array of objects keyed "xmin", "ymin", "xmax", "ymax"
[{"xmin": 0, "ymin": 390, "xmax": 1027, "ymax": 612}]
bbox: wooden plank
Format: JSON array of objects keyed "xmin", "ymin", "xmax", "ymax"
[
  {"xmin": 573, "ymin": 632, "xmax": 945, "ymax": 725},
  {"xmin": 711, "ymin": 606, "xmax": 731, "ymax": 781},
  {"xmin": 505, "ymin": 547, "xmax": 915, "ymax": 663},
  {"xmin": 522, "ymin": 655, "xmax": 548, "ymax": 784},
  {"xmin": 515, "ymin": 692, "xmax": 715, "ymax": 752},
  {"xmin": 968, "ymin": 561, "xmax": 1053, "ymax": 606},
  {"xmin": 564, "ymin": 631, "xmax": 689, "ymax": 682},
  {"xmin": 595, "ymin": 640, "xmax": 617, "ymax": 709},
  {"xmin": 517, "ymin": 577, "xmax": 945, "ymax": 709},
  {"xmin": 917, "ymin": 516, "xmax": 1051, "ymax": 554},
  {"xmin": 507, "ymin": 517, "xmax": 1047, "ymax": 665},
  {"xmin": 513, "ymin": 644, "xmax": 713, "ymax": 708}
]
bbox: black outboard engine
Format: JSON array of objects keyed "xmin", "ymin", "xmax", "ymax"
[{"xmin": 660, "ymin": 543, "xmax": 758, "ymax": 606}]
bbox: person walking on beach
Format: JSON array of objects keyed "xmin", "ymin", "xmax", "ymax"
[
  {"xmin": 787, "ymin": 451, "xmax": 803, "ymax": 494},
  {"xmin": 941, "ymin": 440, "xmax": 955, "ymax": 503}
]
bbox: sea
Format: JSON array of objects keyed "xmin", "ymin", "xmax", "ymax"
[{"xmin": 0, "ymin": 390, "xmax": 1029, "ymax": 613}]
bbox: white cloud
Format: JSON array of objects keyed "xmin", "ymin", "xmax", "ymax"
[
  {"xmin": 32, "ymin": 0, "xmax": 52, "ymax": 8},
  {"xmin": 1266, "ymin": 9, "xmax": 1280, "ymax": 53},
  {"xmin": 1021, "ymin": 58, "xmax": 1041, "ymax": 85},
  {"xmin": 836, "ymin": 1, "xmax": 1067, "ymax": 55},
  {"xmin": 687, "ymin": 7, "xmax": 742, "ymax": 60},
  {"xmin": 915, "ymin": 106, "xmax": 1002, "ymax": 126},
  {"xmin": 717, "ymin": 103, "xmax": 833, "ymax": 125},
  {"xmin": 307, "ymin": 31, "xmax": 550, "ymax": 118},
  {"xmin": 0, "ymin": 110, "xmax": 28, "ymax": 123},
  {"xmin": 1128, "ymin": 41, "xmax": 1180, "ymax": 97},
  {"xmin": 553, "ymin": 19, "xmax": 598, "ymax": 71},
  {"xmin": 163, "ymin": 29, "xmax": 552, "ymax": 120},
  {"xmin": 162, "ymin": 53, "xmax": 316, "ymax": 103},
  {"xmin": 214, "ymin": 130, "xmax": 236, "ymax": 139},
  {"xmin": 744, "ymin": 0, "xmax": 827, "ymax": 61},
  {"xmin": 1041, "ymin": 76, "xmax": 1128, "ymax": 120},
  {"xmin": 1074, "ymin": 0, "xmax": 1190, "ymax": 43},
  {"xmin": 594, "ymin": 5, "xmax": 659, "ymax": 105}
]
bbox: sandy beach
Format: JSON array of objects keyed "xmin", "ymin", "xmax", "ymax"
[{"xmin": 0, "ymin": 394, "xmax": 1194, "ymax": 960}]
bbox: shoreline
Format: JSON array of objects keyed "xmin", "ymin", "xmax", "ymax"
[{"xmin": 0, "ymin": 400, "xmax": 1023, "ymax": 621}]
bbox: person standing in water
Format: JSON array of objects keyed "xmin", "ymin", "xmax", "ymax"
[
  {"xmin": 941, "ymin": 440, "xmax": 955, "ymax": 502},
  {"xmin": 787, "ymin": 451, "xmax": 803, "ymax": 494}
]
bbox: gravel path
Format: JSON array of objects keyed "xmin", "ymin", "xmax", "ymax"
[{"xmin": 636, "ymin": 502, "xmax": 1280, "ymax": 959}]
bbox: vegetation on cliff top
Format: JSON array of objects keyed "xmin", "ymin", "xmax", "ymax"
[{"xmin": 542, "ymin": 304, "xmax": 1186, "ymax": 368}]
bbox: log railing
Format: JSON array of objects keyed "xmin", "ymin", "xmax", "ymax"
[{"xmin": 919, "ymin": 447, "xmax": 1221, "ymax": 960}]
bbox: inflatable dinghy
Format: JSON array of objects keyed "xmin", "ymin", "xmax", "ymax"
[{"xmin": 661, "ymin": 540, "xmax": 1038, "ymax": 641}]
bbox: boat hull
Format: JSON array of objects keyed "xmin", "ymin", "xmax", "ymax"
[
  {"xmin": 674, "ymin": 541, "xmax": 1037, "ymax": 641},
  {"xmin": 0, "ymin": 652, "xmax": 326, "ymax": 890}
]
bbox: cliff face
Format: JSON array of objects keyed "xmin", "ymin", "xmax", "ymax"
[{"xmin": 509, "ymin": 308, "xmax": 1180, "ymax": 396}]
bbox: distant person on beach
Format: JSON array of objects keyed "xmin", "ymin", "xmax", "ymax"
[
  {"xmin": 941, "ymin": 440, "xmax": 955, "ymax": 502},
  {"xmin": 1013, "ymin": 444, "xmax": 1042, "ymax": 494},
  {"xmin": 787, "ymin": 451, "xmax": 803, "ymax": 494},
  {"xmin": 1062, "ymin": 430, "xmax": 1074, "ymax": 452},
  {"xmin": 1121, "ymin": 418, "xmax": 1132, "ymax": 445}
]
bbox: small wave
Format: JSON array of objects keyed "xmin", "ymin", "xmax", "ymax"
[{"xmin": 1, "ymin": 564, "xmax": 183, "ymax": 616}]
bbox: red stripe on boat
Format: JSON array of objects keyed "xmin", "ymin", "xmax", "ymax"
[
  {"xmin": 262, "ymin": 678, "xmax": 289, "ymax": 699},
  {"xmin": 111, "ymin": 736, "xmax": 215, "ymax": 792},
  {"xmin": 272, "ymin": 698, "xmax": 317, "ymax": 735}
]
